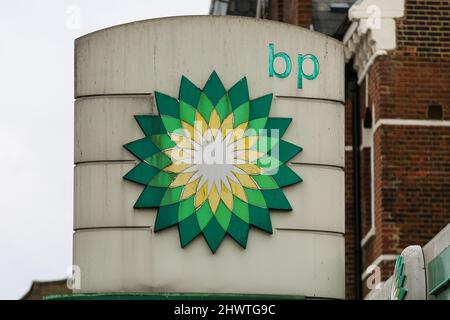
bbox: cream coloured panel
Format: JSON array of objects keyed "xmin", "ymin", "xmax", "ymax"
[
  {"xmin": 74, "ymin": 162, "xmax": 344, "ymax": 233},
  {"xmin": 73, "ymin": 228, "xmax": 345, "ymax": 298},
  {"xmin": 75, "ymin": 96, "xmax": 344, "ymax": 167},
  {"xmin": 75, "ymin": 95, "xmax": 153, "ymax": 164},
  {"xmin": 75, "ymin": 16, "xmax": 344, "ymax": 101}
]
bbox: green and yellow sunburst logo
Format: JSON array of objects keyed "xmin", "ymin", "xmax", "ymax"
[{"xmin": 123, "ymin": 71, "xmax": 302, "ymax": 253}]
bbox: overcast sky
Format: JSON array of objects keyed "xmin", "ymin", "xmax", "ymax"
[{"xmin": 0, "ymin": 0, "xmax": 210, "ymax": 300}]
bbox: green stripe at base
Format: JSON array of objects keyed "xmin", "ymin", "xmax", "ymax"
[{"xmin": 44, "ymin": 292, "xmax": 306, "ymax": 300}]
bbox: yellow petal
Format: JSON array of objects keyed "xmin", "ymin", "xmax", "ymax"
[
  {"xmin": 221, "ymin": 113, "xmax": 234, "ymax": 137},
  {"xmin": 235, "ymin": 164, "xmax": 262, "ymax": 175},
  {"xmin": 164, "ymin": 162, "xmax": 192, "ymax": 173},
  {"xmin": 181, "ymin": 178, "xmax": 200, "ymax": 200},
  {"xmin": 181, "ymin": 121, "xmax": 195, "ymax": 141},
  {"xmin": 228, "ymin": 178, "xmax": 247, "ymax": 202},
  {"xmin": 229, "ymin": 122, "xmax": 248, "ymax": 144},
  {"xmin": 221, "ymin": 181, "xmax": 234, "ymax": 211},
  {"xmin": 170, "ymin": 172, "xmax": 195, "ymax": 187},
  {"xmin": 236, "ymin": 149, "xmax": 264, "ymax": 162},
  {"xmin": 234, "ymin": 136, "xmax": 258, "ymax": 151},
  {"xmin": 208, "ymin": 184, "xmax": 220, "ymax": 213},
  {"xmin": 209, "ymin": 109, "xmax": 220, "ymax": 130},
  {"xmin": 194, "ymin": 112, "xmax": 209, "ymax": 137},
  {"xmin": 195, "ymin": 181, "xmax": 208, "ymax": 208},
  {"xmin": 169, "ymin": 133, "xmax": 193, "ymax": 150},
  {"xmin": 233, "ymin": 172, "xmax": 258, "ymax": 189},
  {"xmin": 164, "ymin": 148, "xmax": 191, "ymax": 162}
]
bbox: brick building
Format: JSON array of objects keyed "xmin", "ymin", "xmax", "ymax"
[
  {"xmin": 210, "ymin": 0, "xmax": 450, "ymax": 299},
  {"xmin": 21, "ymin": 279, "xmax": 70, "ymax": 300}
]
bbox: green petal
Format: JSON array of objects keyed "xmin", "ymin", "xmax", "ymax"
[
  {"xmin": 394, "ymin": 256, "xmax": 403, "ymax": 274},
  {"xmin": 228, "ymin": 77, "xmax": 249, "ymax": 110},
  {"xmin": 178, "ymin": 213, "xmax": 202, "ymax": 247},
  {"xmin": 148, "ymin": 171, "xmax": 175, "ymax": 187},
  {"xmin": 123, "ymin": 162, "xmax": 160, "ymax": 186},
  {"xmin": 161, "ymin": 116, "xmax": 182, "ymax": 133},
  {"xmin": 144, "ymin": 153, "xmax": 172, "ymax": 169},
  {"xmin": 249, "ymin": 94, "xmax": 272, "ymax": 120},
  {"xmin": 272, "ymin": 165, "xmax": 302, "ymax": 187},
  {"xmin": 248, "ymin": 117, "xmax": 268, "ymax": 130},
  {"xmin": 233, "ymin": 102, "xmax": 250, "ymax": 127},
  {"xmin": 203, "ymin": 217, "xmax": 226, "ymax": 253},
  {"xmin": 257, "ymin": 155, "xmax": 282, "ymax": 172},
  {"xmin": 197, "ymin": 92, "xmax": 214, "ymax": 122},
  {"xmin": 135, "ymin": 115, "xmax": 166, "ymax": 136},
  {"xmin": 243, "ymin": 188, "xmax": 267, "ymax": 208},
  {"xmin": 261, "ymin": 189, "xmax": 292, "ymax": 210},
  {"xmin": 150, "ymin": 134, "xmax": 176, "ymax": 151},
  {"xmin": 249, "ymin": 205, "xmax": 273, "ymax": 233},
  {"xmin": 179, "ymin": 101, "xmax": 197, "ymax": 126},
  {"xmin": 232, "ymin": 196, "xmax": 249, "ymax": 223},
  {"xmin": 397, "ymin": 288, "xmax": 408, "ymax": 300},
  {"xmin": 252, "ymin": 175, "xmax": 279, "ymax": 190},
  {"xmin": 278, "ymin": 140, "xmax": 303, "ymax": 163},
  {"xmin": 155, "ymin": 91, "xmax": 179, "ymax": 118},
  {"xmin": 154, "ymin": 203, "xmax": 179, "ymax": 231},
  {"xmin": 160, "ymin": 186, "xmax": 183, "ymax": 206},
  {"xmin": 179, "ymin": 75, "xmax": 201, "ymax": 108},
  {"xmin": 203, "ymin": 71, "xmax": 226, "ymax": 106},
  {"xmin": 397, "ymin": 275, "xmax": 406, "ymax": 288},
  {"xmin": 265, "ymin": 118, "xmax": 292, "ymax": 138},
  {"xmin": 124, "ymin": 138, "xmax": 159, "ymax": 161},
  {"xmin": 251, "ymin": 135, "xmax": 279, "ymax": 154},
  {"xmin": 215, "ymin": 94, "xmax": 232, "ymax": 121},
  {"xmin": 215, "ymin": 201, "xmax": 232, "ymax": 231},
  {"xmin": 178, "ymin": 196, "xmax": 195, "ymax": 222},
  {"xmin": 134, "ymin": 186, "xmax": 166, "ymax": 208},
  {"xmin": 196, "ymin": 202, "xmax": 213, "ymax": 230},
  {"xmin": 227, "ymin": 214, "xmax": 249, "ymax": 249}
]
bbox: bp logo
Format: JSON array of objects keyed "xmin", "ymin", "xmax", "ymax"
[
  {"xmin": 391, "ymin": 255, "xmax": 408, "ymax": 300},
  {"xmin": 123, "ymin": 71, "xmax": 302, "ymax": 252}
]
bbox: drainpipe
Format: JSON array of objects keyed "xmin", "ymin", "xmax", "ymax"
[
  {"xmin": 348, "ymin": 62, "xmax": 362, "ymax": 299},
  {"xmin": 256, "ymin": 0, "xmax": 262, "ymax": 18}
]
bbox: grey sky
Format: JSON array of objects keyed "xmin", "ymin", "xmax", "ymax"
[{"xmin": 0, "ymin": 0, "xmax": 210, "ymax": 300}]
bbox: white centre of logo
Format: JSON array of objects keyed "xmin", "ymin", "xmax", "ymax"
[{"xmin": 180, "ymin": 129, "xmax": 247, "ymax": 193}]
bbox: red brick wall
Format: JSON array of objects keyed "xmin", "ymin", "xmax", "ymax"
[
  {"xmin": 376, "ymin": 125, "xmax": 450, "ymax": 247},
  {"xmin": 397, "ymin": 0, "xmax": 450, "ymax": 58},
  {"xmin": 360, "ymin": 0, "xmax": 450, "ymax": 296},
  {"xmin": 371, "ymin": 56, "xmax": 450, "ymax": 122},
  {"xmin": 344, "ymin": 100, "xmax": 356, "ymax": 299},
  {"xmin": 345, "ymin": 150, "xmax": 356, "ymax": 299}
]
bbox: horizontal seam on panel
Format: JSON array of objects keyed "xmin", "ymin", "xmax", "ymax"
[
  {"xmin": 275, "ymin": 95, "xmax": 344, "ymax": 105},
  {"xmin": 74, "ymin": 93, "xmax": 343, "ymax": 104},
  {"xmin": 75, "ymin": 93, "xmax": 153, "ymax": 99},
  {"xmin": 289, "ymin": 162, "xmax": 344, "ymax": 171},
  {"xmin": 73, "ymin": 227, "xmax": 343, "ymax": 236},
  {"xmin": 74, "ymin": 226, "xmax": 152, "ymax": 232},
  {"xmin": 75, "ymin": 160, "xmax": 137, "ymax": 166},
  {"xmin": 274, "ymin": 228, "xmax": 344, "ymax": 236},
  {"xmin": 75, "ymin": 161, "xmax": 345, "ymax": 169}
]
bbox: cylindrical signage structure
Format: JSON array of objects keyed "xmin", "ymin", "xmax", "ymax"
[{"xmin": 74, "ymin": 16, "xmax": 345, "ymax": 299}]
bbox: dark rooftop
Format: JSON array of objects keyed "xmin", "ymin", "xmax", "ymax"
[
  {"xmin": 210, "ymin": 0, "xmax": 357, "ymax": 38},
  {"xmin": 312, "ymin": 0, "xmax": 357, "ymax": 37}
]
